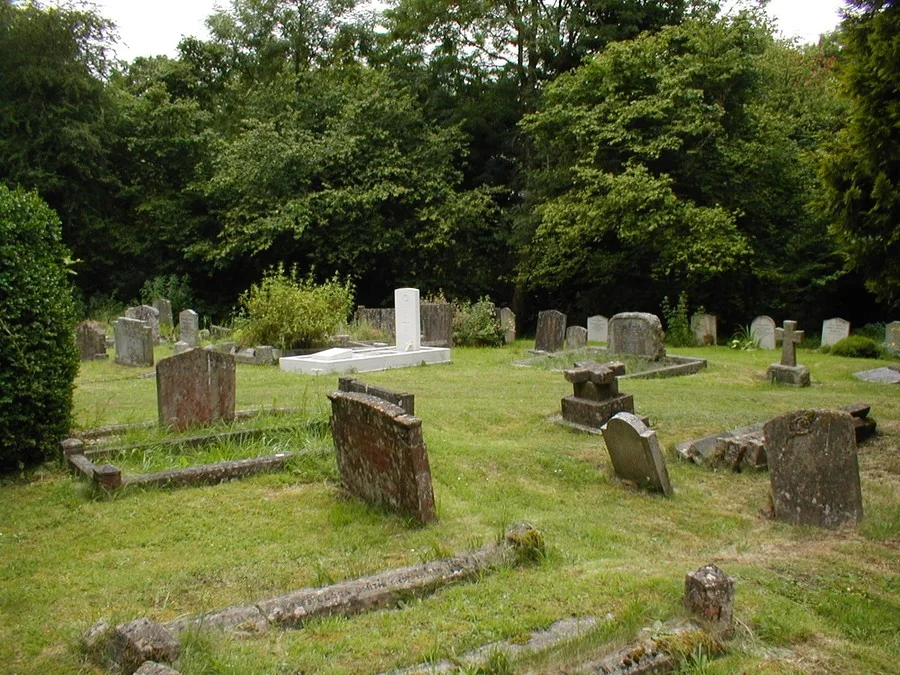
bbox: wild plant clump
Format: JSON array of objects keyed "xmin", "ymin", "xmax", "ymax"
[
  {"xmin": 452, "ymin": 297, "xmax": 504, "ymax": 347},
  {"xmin": 828, "ymin": 335, "xmax": 882, "ymax": 359},
  {"xmin": 233, "ymin": 265, "xmax": 354, "ymax": 349},
  {"xmin": 661, "ymin": 292, "xmax": 696, "ymax": 347},
  {"xmin": 0, "ymin": 185, "xmax": 79, "ymax": 473}
]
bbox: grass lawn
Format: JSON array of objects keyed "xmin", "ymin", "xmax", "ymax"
[{"xmin": 1, "ymin": 342, "xmax": 898, "ymax": 673}]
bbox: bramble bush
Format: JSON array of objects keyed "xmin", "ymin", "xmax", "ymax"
[
  {"xmin": 452, "ymin": 297, "xmax": 504, "ymax": 347},
  {"xmin": 0, "ymin": 186, "xmax": 79, "ymax": 473},
  {"xmin": 233, "ymin": 265, "xmax": 354, "ymax": 349}
]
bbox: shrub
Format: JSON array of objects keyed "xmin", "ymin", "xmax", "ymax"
[
  {"xmin": 661, "ymin": 292, "xmax": 696, "ymax": 347},
  {"xmin": 139, "ymin": 274, "xmax": 193, "ymax": 316},
  {"xmin": 829, "ymin": 335, "xmax": 882, "ymax": 359},
  {"xmin": 0, "ymin": 186, "xmax": 79, "ymax": 473},
  {"xmin": 452, "ymin": 297, "xmax": 504, "ymax": 347},
  {"xmin": 233, "ymin": 265, "xmax": 354, "ymax": 349}
]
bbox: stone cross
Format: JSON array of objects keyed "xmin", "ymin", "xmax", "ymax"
[{"xmin": 775, "ymin": 320, "xmax": 803, "ymax": 367}]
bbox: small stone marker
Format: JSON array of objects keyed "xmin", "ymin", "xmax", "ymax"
[
  {"xmin": 500, "ymin": 307, "xmax": 516, "ymax": 343},
  {"xmin": 152, "ymin": 298, "xmax": 173, "ymax": 328},
  {"xmin": 885, "ymin": 321, "xmax": 900, "ymax": 354},
  {"xmin": 328, "ymin": 390, "xmax": 436, "ymax": 523},
  {"xmin": 750, "ymin": 315, "xmax": 776, "ymax": 349},
  {"xmin": 75, "ymin": 321, "xmax": 108, "ymax": 361},
  {"xmin": 534, "ymin": 310, "xmax": 566, "ymax": 352},
  {"xmin": 125, "ymin": 304, "xmax": 161, "ymax": 343},
  {"xmin": 767, "ymin": 320, "xmax": 810, "ymax": 386},
  {"xmin": 600, "ymin": 412, "xmax": 673, "ymax": 496},
  {"xmin": 691, "ymin": 313, "xmax": 717, "ymax": 346},
  {"xmin": 395, "ymin": 288, "xmax": 421, "ymax": 352},
  {"xmin": 178, "ymin": 309, "xmax": 199, "ymax": 348},
  {"xmin": 110, "ymin": 618, "xmax": 180, "ymax": 675},
  {"xmin": 821, "ymin": 317, "xmax": 850, "ymax": 347},
  {"xmin": 684, "ymin": 563, "xmax": 735, "ymax": 635},
  {"xmin": 607, "ymin": 312, "xmax": 666, "ymax": 360},
  {"xmin": 566, "ymin": 325, "xmax": 588, "ymax": 349},
  {"xmin": 114, "ymin": 317, "xmax": 154, "ymax": 367},
  {"xmin": 587, "ymin": 315, "xmax": 608, "ymax": 343},
  {"xmin": 764, "ymin": 409, "xmax": 863, "ymax": 529},
  {"xmin": 560, "ymin": 362, "xmax": 635, "ymax": 430},
  {"xmin": 156, "ymin": 349, "xmax": 236, "ymax": 431}
]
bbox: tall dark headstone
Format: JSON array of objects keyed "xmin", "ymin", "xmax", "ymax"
[
  {"xmin": 421, "ymin": 303, "xmax": 452, "ymax": 347},
  {"xmin": 156, "ymin": 349, "xmax": 236, "ymax": 431},
  {"xmin": 75, "ymin": 321, "xmax": 108, "ymax": 361},
  {"xmin": 534, "ymin": 310, "xmax": 566, "ymax": 352}
]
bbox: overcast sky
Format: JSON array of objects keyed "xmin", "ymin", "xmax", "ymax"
[{"xmin": 87, "ymin": 0, "xmax": 847, "ymax": 63}]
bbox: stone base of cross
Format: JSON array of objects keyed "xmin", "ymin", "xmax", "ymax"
[{"xmin": 775, "ymin": 320, "xmax": 804, "ymax": 367}]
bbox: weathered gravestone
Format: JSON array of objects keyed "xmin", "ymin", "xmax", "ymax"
[
  {"xmin": 125, "ymin": 304, "xmax": 161, "ymax": 343},
  {"xmin": 327, "ymin": 390, "xmax": 436, "ymax": 523},
  {"xmin": 534, "ymin": 310, "xmax": 566, "ymax": 352},
  {"xmin": 395, "ymin": 288, "xmax": 421, "ymax": 352},
  {"xmin": 75, "ymin": 321, "xmax": 108, "ymax": 361},
  {"xmin": 691, "ymin": 313, "xmax": 717, "ymax": 346},
  {"xmin": 821, "ymin": 317, "xmax": 850, "ymax": 347},
  {"xmin": 156, "ymin": 349, "xmax": 236, "ymax": 431},
  {"xmin": 684, "ymin": 564, "xmax": 735, "ymax": 635},
  {"xmin": 600, "ymin": 412, "xmax": 673, "ymax": 496},
  {"xmin": 114, "ymin": 317, "xmax": 154, "ymax": 367},
  {"xmin": 566, "ymin": 325, "xmax": 588, "ymax": 349},
  {"xmin": 885, "ymin": 321, "xmax": 900, "ymax": 354},
  {"xmin": 764, "ymin": 409, "xmax": 862, "ymax": 528},
  {"xmin": 175, "ymin": 309, "xmax": 199, "ymax": 353},
  {"xmin": 500, "ymin": 307, "xmax": 516, "ymax": 344},
  {"xmin": 750, "ymin": 315, "xmax": 776, "ymax": 350},
  {"xmin": 560, "ymin": 362, "xmax": 635, "ymax": 430},
  {"xmin": 152, "ymin": 298, "xmax": 173, "ymax": 328},
  {"xmin": 355, "ymin": 306, "xmax": 395, "ymax": 338},
  {"xmin": 421, "ymin": 302, "xmax": 452, "ymax": 347},
  {"xmin": 767, "ymin": 320, "xmax": 810, "ymax": 387},
  {"xmin": 607, "ymin": 312, "xmax": 666, "ymax": 361},
  {"xmin": 338, "ymin": 377, "xmax": 414, "ymax": 415},
  {"xmin": 587, "ymin": 315, "xmax": 608, "ymax": 343}
]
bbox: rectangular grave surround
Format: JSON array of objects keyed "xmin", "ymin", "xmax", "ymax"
[{"xmin": 279, "ymin": 344, "xmax": 450, "ymax": 375}]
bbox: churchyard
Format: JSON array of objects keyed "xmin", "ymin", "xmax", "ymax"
[{"xmin": 1, "ymin": 338, "xmax": 899, "ymax": 673}]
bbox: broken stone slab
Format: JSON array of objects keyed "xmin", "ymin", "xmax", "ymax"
[
  {"xmin": 166, "ymin": 525, "xmax": 542, "ymax": 637},
  {"xmin": 853, "ymin": 366, "xmax": 900, "ymax": 385},
  {"xmin": 684, "ymin": 563, "xmax": 735, "ymax": 636},
  {"xmin": 123, "ymin": 452, "xmax": 300, "ymax": 490},
  {"xmin": 708, "ymin": 432, "xmax": 767, "ymax": 472},
  {"xmin": 110, "ymin": 618, "xmax": 180, "ymax": 675}
]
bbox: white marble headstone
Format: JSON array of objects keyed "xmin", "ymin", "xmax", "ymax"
[
  {"xmin": 394, "ymin": 288, "xmax": 421, "ymax": 352},
  {"xmin": 751, "ymin": 315, "xmax": 776, "ymax": 350},
  {"xmin": 587, "ymin": 315, "xmax": 608, "ymax": 343},
  {"xmin": 821, "ymin": 317, "xmax": 850, "ymax": 347}
]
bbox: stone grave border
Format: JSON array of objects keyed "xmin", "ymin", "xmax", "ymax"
[
  {"xmin": 62, "ymin": 408, "xmax": 319, "ymax": 492},
  {"xmin": 516, "ymin": 348, "xmax": 706, "ymax": 380}
]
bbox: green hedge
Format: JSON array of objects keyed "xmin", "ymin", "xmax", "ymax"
[
  {"xmin": 0, "ymin": 186, "xmax": 79, "ymax": 473},
  {"xmin": 828, "ymin": 335, "xmax": 882, "ymax": 359}
]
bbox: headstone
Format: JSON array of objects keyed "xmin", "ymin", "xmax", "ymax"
[
  {"xmin": 421, "ymin": 302, "xmax": 452, "ymax": 347},
  {"xmin": 125, "ymin": 304, "xmax": 161, "ymax": 343},
  {"xmin": 566, "ymin": 325, "xmax": 588, "ymax": 349},
  {"xmin": 395, "ymin": 288, "xmax": 421, "ymax": 352},
  {"xmin": 764, "ymin": 409, "xmax": 862, "ymax": 528},
  {"xmin": 500, "ymin": 307, "xmax": 516, "ymax": 344},
  {"xmin": 767, "ymin": 320, "xmax": 809, "ymax": 386},
  {"xmin": 600, "ymin": 412, "xmax": 673, "ymax": 496},
  {"xmin": 607, "ymin": 312, "xmax": 666, "ymax": 361},
  {"xmin": 587, "ymin": 315, "xmax": 608, "ymax": 343},
  {"xmin": 75, "ymin": 321, "xmax": 108, "ymax": 361},
  {"xmin": 179, "ymin": 309, "xmax": 199, "ymax": 347},
  {"xmin": 156, "ymin": 349, "xmax": 236, "ymax": 431},
  {"xmin": 327, "ymin": 390, "xmax": 436, "ymax": 523},
  {"xmin": 684, "ymin": 564, "xmax": 735, "ymax": 635},
  {"xmin": 691, "ymin": 313, "xmax": 717, "ymax": 346},
  {"xmin": 152, "ymin": 298, "xmax": 173, "ymax": 328},
  {"xmin": 114, "ymin": 317, "xmax": 154, "ymax": 367},
  {"xmin": 750, "ymin": 315, "xmax": 776, "ymax": 350},
  {"xmin": 338, "ymin": 377, "xmax": 414, "ymax": 415},
  {"xmin": 534, "ymin": 310, "xmax": 566, "ymax": 352},
  {"xmin": 561, "ymin": 362, "xmax": 635, "ymax": 430},
  {"xmin": 885, "ymin": 321, "xmax": 900, "ymax": 354},
  {"xmin": 820, "ymin": 317, "xmax": 850, "ymax": 347}
]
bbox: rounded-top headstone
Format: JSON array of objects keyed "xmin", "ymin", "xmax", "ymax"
[
  {"xmin": 607, "ymin": 312, "xmax": 666, "ymax": 361},
  {"xmin": 751, "ymin": 315, "xmax": 776, "ymax": 350}
]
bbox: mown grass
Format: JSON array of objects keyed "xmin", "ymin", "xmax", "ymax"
[{"xmin": 1, "ymin": 342, "xmax": 898, "ymax": 673}]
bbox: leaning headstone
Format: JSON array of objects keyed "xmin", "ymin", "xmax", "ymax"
[
  {"xmin": 395, "ymin": 288, "xmax": 421, "ymax": 352},
  {"xmin": 607, "ymin": 312, "xmax": 666, "ymax": 361},
  {"xmin": 156, "ymin": 350, "xmax": 236, "ymax": 431},
  {"xmin": 600, "ymin": 412, "xmax": 673, "ymax": 496},
  {"xmin": 561, "ymin": 362, "xmax": 635, "ymax": 430},
  {"xmin": 114, "ymin": 317, "xmax": 154, "ymax": 367},
  {"xmin": 684, "ymin": 564, "xmax": 735, "ymax": 635},
  {"xmin": 885, "ymin": 321, "xmax": 900, "ymax": 355},
  {"xmin": 534, "ymin": 310, "xmax": 566, "ymax": 352},
  {"xmin": 691, "ymin": 313, "xmax": 717, "ymax": 346},
  {"xmin": 421, "ymin": 302, "xmax": 452, "ymax": 347},
  {"xmin": 764, "ymin": 409, "xmax": 862, "ymax": 529},
  {"xmin": 338, "ymin": 377, "xmax": 414, "ymax": 414},
  {"xmin": 125, "ymin": 304, "xmax": 161, "ymax": 343},
  {"xmin": 821, "ymin": 317, "xmax": 850, "ymax": 347},
  {"xmin": 586, "ymin": 315, "xmax": 608, "ymax": 343},
  {"xmin": 566, "ymin": 325, "xmax": 588, "ymax": 349},
  {"xmin": 75, "ymin": 321, "xmax": 108, "ymax": 361},
  {"xmin": 178, "ymin": 309, "xmax": 199, "ymax": 348},
  {"xmin": 327, "ymin": 390, "xmax": 436, "ymax": 523},
  {"xmin": 767, "ymin": 320, "xmax": 810, "ymax": 386},
  {"xmin": 750, "ymin": 315, "xmax": 776, "ymax": 350},
  {"xmin": 152, "ymin": 298, "xmax": 173, "ymax": 328},
  {"xmin": 499, "ymin": 307, "xmax": 516, "ymax": 343}
]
